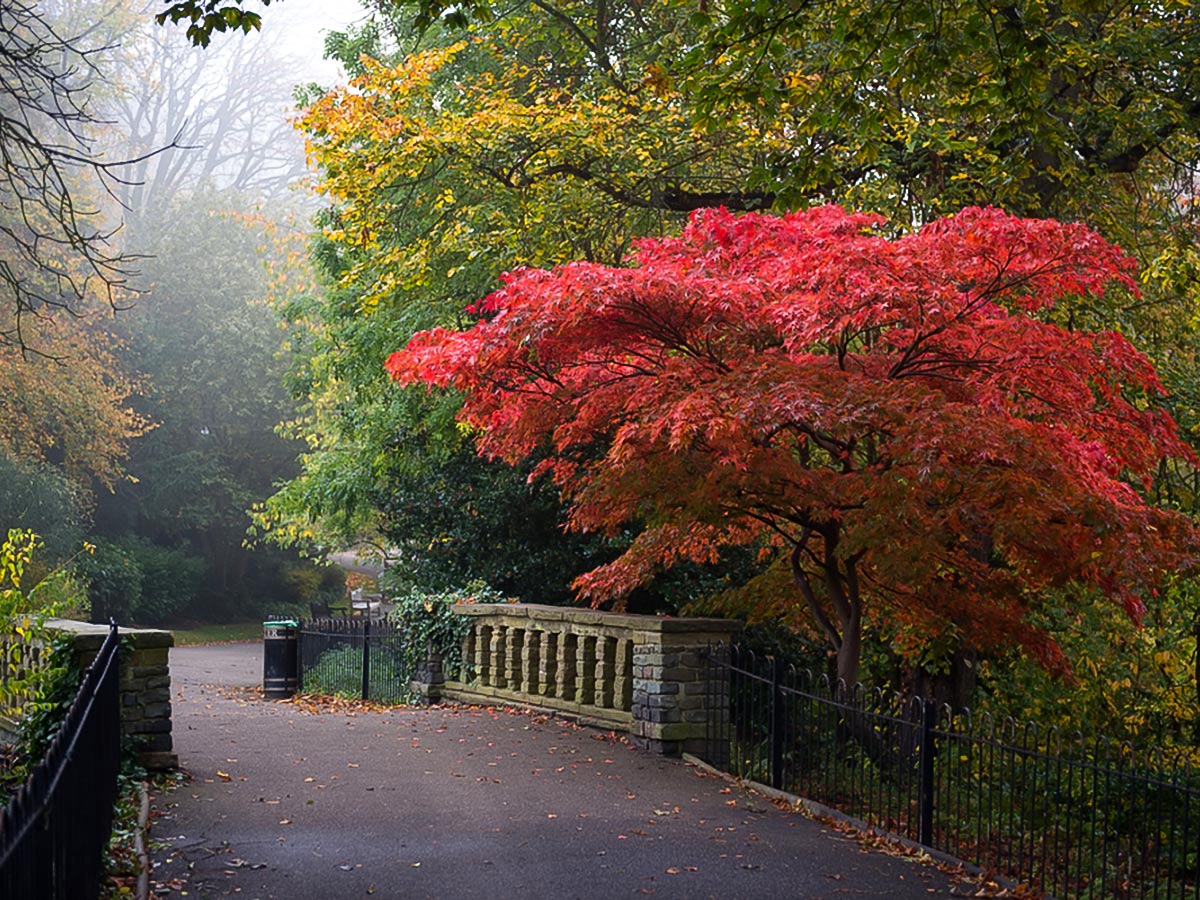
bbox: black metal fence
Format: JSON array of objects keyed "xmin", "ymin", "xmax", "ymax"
[
  {"xmin": 0, "ymin": 622, "xmax": 122, "ymax": 900},
  {"xmin": 298, "ymin": 617, "xmax": 411, "ymax": 704},
  {"xmin": 703, "ymin": 643, "xmax": 1200, "ymax": 900}
]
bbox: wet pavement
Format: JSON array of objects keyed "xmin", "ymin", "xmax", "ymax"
[{"xmin": 152, "ymin": 643, "xmax": 956, "ymax": 899}]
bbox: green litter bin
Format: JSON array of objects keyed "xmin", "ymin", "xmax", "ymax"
[{"xmin": 263, "ymin": 619, "xmax": 299, "ymax": 699}]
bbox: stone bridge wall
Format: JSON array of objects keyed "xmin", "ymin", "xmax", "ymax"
[
  {"xmin": 415, "ymin": 603, "xmax": 738, "ymax": 756},
  {"xmin": 44, "ymin": 619, "xmax": 177, "ymax": 770}
]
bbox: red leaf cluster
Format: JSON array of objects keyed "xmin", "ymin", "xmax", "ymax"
[{"xmin": 388, "ymin": 206, "xmax": 1199, "ymax": 679}]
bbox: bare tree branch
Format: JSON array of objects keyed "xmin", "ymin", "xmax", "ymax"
[{"xmin": 0, "ymin": 0, "xmax": 180, "ymax": 353}]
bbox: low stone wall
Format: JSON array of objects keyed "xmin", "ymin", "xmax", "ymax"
[
  {"xmin": 422, "ymin": 604, "xmax": 738, "ymax": 756},
  {"xmin": 44, "ymin": 619, "xmax": 177, "ymax": 770}
]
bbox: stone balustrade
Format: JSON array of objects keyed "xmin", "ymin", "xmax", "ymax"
[{"xmin": 428, "ymin": 603, "xmax": 738, "ymax": 756}]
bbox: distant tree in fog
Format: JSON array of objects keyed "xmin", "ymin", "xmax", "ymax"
[{"xmin": 105, "ymin": 10, "xmax": 309, "ymax": 239}]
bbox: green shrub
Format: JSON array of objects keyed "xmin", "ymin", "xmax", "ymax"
[
  {"xmin": 0, "ymin": 454, "xmax": 84, "ymax": 564},
  {"xmin": 0, "ymin": 530, "xmax": 75, "ymax": 718},
  {"xmin": 15, "ymin": 636, "xmax": 80, "ymax": 764},
  {"xmin": 280, "ymin": 559, "xmax": 345, "ymax": 611},
  {"xmin": 295, "ymin": 582, "xmax": 507, "ymax": 706},
  {"xmin": 302, "ymin": 644, "xmax": 411, "ymax": 704},
  {"xmin": 76, "ymin": 539, "xmax": 142, "ymax": 624},
  {"xmin": 386, "ymin": 580, "xmax": 507, "ymax": 680},
  {"xmin": 125, "ymin": 539, "xmax": 205, "ymax": 625}
]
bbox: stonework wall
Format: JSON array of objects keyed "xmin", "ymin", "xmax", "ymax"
[
  {"xmin": 45, "ymin": 619, "xmax": 177, "ymax": 770},
  {"xmin": 628, "ymin": 623, "xmax": 739, "ymax": 756},
  {"xmin": 427, "ymin": 604, "xmax": 738, "ymax": 756}
]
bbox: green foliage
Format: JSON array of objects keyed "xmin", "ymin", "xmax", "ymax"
[
  {"xmin": 76, "ymin": 538, "xmax": 142, "ymax": 625},
  {"xmin": 123, "ymin": 539, "xmax": 205, "ymax": 626},
  {"xmin": 0, "ymin": 452, "xmax": 84, "ymax": 564},
  {"xmin": 374, "ymin": 446, "xmax": 611, "ymax": 603},
  {"xmin": 685, "ymin": 0, "xmax": 1200, "ymax": 220},
  {"xmin": 155, "ymin": 0, "xmax": 273, "ymax": 47},
  {"xmin": 976, "ymin": 579, "xmax": 1200, "ymax": 753},
  {"xmin": 302, "ymin": 643, "xmax": 410, "ymax": 703},
  {"xmin": 279, "ymin": 561, "xmax": 345, "ymax": 613},
  {"xmin": 386, "ymin": 581, "xmax": 506, "ymax": 679},
  {"xmin": 0, "ymin": 530, "xmax": 79, "ymax": 716},
  {"xmin": 15, "ymin": 636, "xmax": 80, "ymax": 764}
]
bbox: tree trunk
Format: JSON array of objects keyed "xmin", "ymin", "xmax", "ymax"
[
  {"xmin": 836, "ymin": 616, "xmax": 862, "ymax": 691},
  {"xmin": 908, "ymin": 643, "xmax": 978, "ymax": 711}
]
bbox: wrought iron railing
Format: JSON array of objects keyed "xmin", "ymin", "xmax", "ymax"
[
  {"xmin": 0, "ymin": 622, "xmax": 121, "ymax": 900},
  {"xmin": 703, "ymin": 643, "xmax": 1200, "ymax": 900},
  {"xmin": 298, "ymin": 617, "xmax": 411, "ymax": 704}
]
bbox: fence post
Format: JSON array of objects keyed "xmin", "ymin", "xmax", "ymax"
[
  {"xmin": 361, "ymin": 618, "xmax": 372, "ymax": 702},
  {"xmin": 918, "ymin": 698, "xmax": 936, "ymax": 846},
  {"xmin": 770, "ymin": 655, "xmax": 785, "ymax": 790},
  {"xmin": 296, "ymin": 621, "xmax": 305, "ymax": 693}
]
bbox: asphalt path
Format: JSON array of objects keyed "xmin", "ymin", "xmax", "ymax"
[{"xmin": 152, "ymin": 643, "xmax": 956, "ymax": 900}]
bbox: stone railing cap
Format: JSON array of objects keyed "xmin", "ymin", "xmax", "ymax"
[
  {"xmin": 450, "ymin": 602, "xmax": 739, "ymax": 635},
  {"xmin": 43, "ymin": 618, "xmax": 175, "ymax": 650}
]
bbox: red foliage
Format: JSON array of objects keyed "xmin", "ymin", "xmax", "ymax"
[{"xmin": 389, "ymin": 206, "xmax": 1200, "ymax": 684}]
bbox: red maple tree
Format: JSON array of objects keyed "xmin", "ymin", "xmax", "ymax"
[{"xmin": 389, "ymin": 206, "xmax": 1199, "ymax": 688}]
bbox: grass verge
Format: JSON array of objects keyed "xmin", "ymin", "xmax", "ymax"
[{"xmin": 170, "ymin": 622, "xmax": 264, "ymax": 645}]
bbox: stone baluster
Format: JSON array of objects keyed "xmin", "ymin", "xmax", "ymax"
[
  {"xmin": 505, "ymin": 627, "xmax": 524, "ymax": 689},
  {"xmin": 521, "ymin": 629, "xmax": 540, "ymax": 695},
  {"xmin": 489, "ymin": 625, "xmax": 506, "ymax": 688},
  {"xmin": 539, "ymin": 631, "xmax": 557, "ymax": 697},
  {"xmin": 556, "ymin": 633, "xmax": 578, "ymax": 701},
  {"xmin": 594, "ymin": 635, "xmax": 617, "ymax": 709},
  {"xmin": 461, "ymin": 626, "xmax": 476, "ymax": 682},
  {"xmin": 614, "ymin": 638, "xmax": 633, "ymax": 710},
  {"xmin": 475, "ymin": 625, "xmax": 492, "ymax": 684},
  {"xmin": 576, "ymin": 635, "xmax": 597, "ymax": 706}
]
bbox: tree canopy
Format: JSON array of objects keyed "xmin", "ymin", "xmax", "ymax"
[
  {"xmin": 156, "ymin": 0, "xmax": 281, "ymax": 46},
  {"xmin": 258, "ymin": 5, "xmax": 774, "ymax": 591},
  {"xmin": 391, "ymin": 206, "xmax": 1200, "ymax": 687}
]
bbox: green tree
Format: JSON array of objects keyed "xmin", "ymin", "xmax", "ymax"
[
  {"xmin": 257, "ymin": 4, "xmax": 782, "ymax": 601},
  {"xmin": 184, "ymin": 0, "xmax": 1200, "ymax": 711},
  {"xmin": 93, "ymin": 195, "xmax": 309, "ymax": 618},
  {"xmin": 0, "ymin": 454, "xmax": 85, "ymax": 564}
]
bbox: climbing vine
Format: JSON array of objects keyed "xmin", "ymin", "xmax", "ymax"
[{"xmin": 386, "ymin": 580, "xmax": 507, "ymax": 680}]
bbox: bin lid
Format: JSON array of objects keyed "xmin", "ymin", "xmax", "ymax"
[{"xmin": 263, "ymin": 619, "xmax": 299, "ymax": 628}]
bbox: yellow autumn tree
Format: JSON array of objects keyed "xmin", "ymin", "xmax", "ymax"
[
  {"xmin": 260, "ymin": 8, "xmax": 784, "ymax": 595},
  {"xmin": 0, "ymin": 310, "xmax": 150, "ymax": 496}
]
